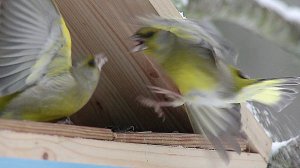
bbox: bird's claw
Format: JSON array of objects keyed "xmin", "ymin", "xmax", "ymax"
[
  {"xmin": 147, "ymin": 86, "xmax": 182, "ymax": 100},
  {"xmin": 137, "ymin": 96, "xmax": 166, "ymax": 118}
]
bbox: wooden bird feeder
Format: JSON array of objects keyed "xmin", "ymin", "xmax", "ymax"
[{"xmin": 0, "ymin": 0, "xmax": 272, "ymax": 167}]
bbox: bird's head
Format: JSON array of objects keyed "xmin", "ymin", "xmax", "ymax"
[
  {"xmin": 72, "ymin": 54, "xmax": 107, "ymax": 93},
  {"xmin": 131, "ymin": 26, "xmax": 179, "ymax": 62},
  {"xmin": 130, "ymin": 17, "xmax": 203, "ymax": 62},
  {"xmin": 131, "ymin": 27, "xmax": 160, "ymax": 52},
  {"xmin": 131, "ymin": 17, "xmax": 238, "ymax": 64}
]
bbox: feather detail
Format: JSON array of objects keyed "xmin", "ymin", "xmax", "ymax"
[
  {"xmin": 237, "ymin": 77, "xmax": 300, "ymax": 112},
  {"xmin": 186, "ymin": 103, "xmax": 242, "ymax": 163},
  {"xmin": 0, "ymin": 0, "xmax": 70, "ymax": 96}
]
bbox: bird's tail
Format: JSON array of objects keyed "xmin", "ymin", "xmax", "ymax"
[
  {"xmin": 237, "ymin": 77, "xmax": 300, "ymax": 112},
  {"xmin": 185, "ymin": 77, "xmax": 300, "ymax": 163}
]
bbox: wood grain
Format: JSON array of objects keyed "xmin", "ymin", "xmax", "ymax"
[
  {"xmin": 0, "ymin": 130, "xmax": 267, "ymax": 168},
  {"xmin": 0, "ymin": 119, "xmax": 113, "ymax": 141},
  {"xmin": 114, "ymin": 132, "xmax": 247, "ymax": 151},
  {"xmin": 0, "ymin": 119, "xmax": 247, "ymax": 151},
  {"xmin": 55, "ymin": 0, "xmax": 193, "ymax": 133}
]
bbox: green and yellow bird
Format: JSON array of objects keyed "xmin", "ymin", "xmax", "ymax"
[
  {"xmin": 0, "ymin": 0, "xmax": 106, "ymax": 121},
  {"xmin": 132, "ymin": 17, "xmax": 300, "ymax": 162}
]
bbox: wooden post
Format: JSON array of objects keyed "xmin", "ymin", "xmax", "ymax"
[{"xmin": 241, "ymin": 104, "xmax": 272, "ymax": 162}]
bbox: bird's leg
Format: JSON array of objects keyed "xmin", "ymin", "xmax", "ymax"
[
  {"xmin": 138, "ymin": 96, "xmax": 184, "ymax": 118},
  {"xmin": 147, "ymin": 86, "xmax": 182, "ymax": 100},
  {"xmin": 138, "ymin": 86, "xmax": 185, "ymax": 118}
]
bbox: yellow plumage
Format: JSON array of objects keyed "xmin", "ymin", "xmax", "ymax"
[
  {"xmin": 0, "ymin": 0, "xmax": 106, "ymax": 121},
  {"xmin": 132, "ymin": 17, "xmax": 300, "ymax": 162}
]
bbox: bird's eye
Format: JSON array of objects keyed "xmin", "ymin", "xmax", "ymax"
[
  {"xmin": 88, "ymin": 59, "xmax": 95, "ymax": 67},
  {"xmin": 143, "ymin": 31, "xmax": 155, "ymax": 38}
]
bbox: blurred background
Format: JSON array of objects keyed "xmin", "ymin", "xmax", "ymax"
[{"xmin": 171, "ymin": 0, "xmax": 300, "ymax": 142}]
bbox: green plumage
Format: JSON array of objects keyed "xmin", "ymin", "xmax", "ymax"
[
  {"xmin": 0, "ymin": 0, "xmax": 105, "ymax": 121},
  {"xmin": 133, "ymin": 17, "xmax": 300, "ymax": 162}
]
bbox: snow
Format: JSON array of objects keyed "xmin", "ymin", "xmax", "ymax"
[
  {"xmin": 264, "ymin": 128, "xmax": 272, "ymax": 138},
  {"xmin": 272, "ymin": 136, "xmax": 298, "ymax": 155},
  {"xmin": 181, "ymin": 0, "xmax": 189, "ymax": 6},
  {"xmin": 246, "ymin": 103, "xmax": 260, "ymax": 121},
  {"xmin": 179, "ymin": 12, "xmax": 187, "ymax": 19},
  {"xmin": 246, "ymin": 103, "xmax": 275, "ymax": 139},
  {"xmin": 256, "ymin": 0, "xmax": 300, "ymax": 24}
]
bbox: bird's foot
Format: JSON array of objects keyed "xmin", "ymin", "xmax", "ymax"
[
  {"xmin": 147, "ymin": 86, "xmax": 182, "ymax": 100},
  {"xmin": 137, "ymin": 96, "xmax": 184, "ymax": 119}
]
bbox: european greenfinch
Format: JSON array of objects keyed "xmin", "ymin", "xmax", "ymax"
[
  {"xmin": 132, "ymin": 17, "xmax": 299, "ymax": 162},
  {"xmin": 0, "ymin": 0, "xmax": 107, "ymax": 121}
]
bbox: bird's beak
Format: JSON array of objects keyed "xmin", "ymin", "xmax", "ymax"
[{"xmin": 130, "ymin": 35, "xmax": 147, "ymax": 53}]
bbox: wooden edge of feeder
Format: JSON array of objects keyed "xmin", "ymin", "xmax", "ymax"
[
  {"xmin": 0, "ymin": 119, "xmax": 246, "ymax": 151},
  {"xmin": 241, "ymin": 104, "xmax": 272, "ymax": 162},
  {"xmin": 0, "ymin": 129, "xmax": 267, "ymax": 168},
  {"xmin": 0, "ymin": 103, "xmax": 272, "ymax": 164}
]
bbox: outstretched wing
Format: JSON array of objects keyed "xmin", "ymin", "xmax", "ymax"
[{"xmin": 0, "ymin": 0, "xmax": 69, "ymax": 96}]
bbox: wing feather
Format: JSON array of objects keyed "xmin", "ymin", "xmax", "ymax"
[
  {"xmin": 0, "ymin": 61, "xmax": 34, "ymax": 78},
  {"xmin": 0, "ymin": 0, "xmax": 66, "ymax": 96},
  {"xmin": 0, "ymin": 69, "xmax": 31, "ymax": 92},
  {"xmin": 238, "ymin": 77, "xmax": 300, "ymax": 112},
  {"xmin": 0, "ymin": 55, "xmax": 36, "ymax": 66},
  {"xmin": 186, "ymin": 103, "xmax": 242, "ymax": 163}
]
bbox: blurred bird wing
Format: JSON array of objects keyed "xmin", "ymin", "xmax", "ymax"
[
  {"xmin": 0, "ymin": 0, "xmax": 69, "ymax": 96},
  {"xmin": 194, "ymin": 21, "xmax": 238, "ymax": 65},
  {"xmin": 140, "ymin": 17, "xmax": 238, "ymax": 63},
  {"xmin": 185, "ymin": 103, "xmax": 242, "ymax": 163},
  {"xmin": 141, "ymin": 17, "xmax": 236, "ymax": 87}
]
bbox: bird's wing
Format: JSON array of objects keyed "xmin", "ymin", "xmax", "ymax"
[
  {"xmin": 140, "ymin": 17, "xmax": 236, "ymax": 88},
  {"xmin": 0, "ymin": 0, "xmax": 69, "ymax": 96},
  {"xmin": 185, "ymin": 103, "xmax": 242, "ymax": 163},
  {"xmin": 194, "ymin": 21, "xmax": 238, "ymax": 64},
  {"xmin": 140, "ymin": 17, "xmax": 238, "ymax": 64}
]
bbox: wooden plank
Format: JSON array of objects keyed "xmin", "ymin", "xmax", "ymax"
[
  {"xmin": 149, "ymin": 0, "xmax": 182, "ymax": 17},
  {"xmin": 0, "ymin": 130, "xmax": 267, "ymax": 168},
  {"xmin": 0, "ymin": 119, "xmax": 113, "ymax": 141},
  {"xmin": 55, "ymin": 0, "xmax": 193, "ymax": 133},
  {"xmin": 114, "ymin": 132, "xmax": 247, "ymax": 151},
  {"xmin": 0, "ymin": 119, "xmax": 247, "ymax": 151},
  {"xmin": 241, "ymin": 104, "xmax": 272, "ymax": 162}
]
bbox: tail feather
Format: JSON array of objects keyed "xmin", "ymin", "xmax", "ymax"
[
  {"xmin": 239, "ymin": 77, "xmax": 300, "ymax": 112},
  {"xmin": 186, "ymin": 103, "xmax": 242, "ymax": 163}
]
